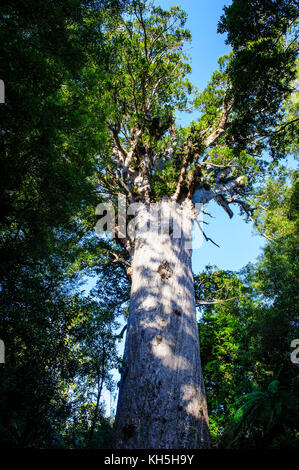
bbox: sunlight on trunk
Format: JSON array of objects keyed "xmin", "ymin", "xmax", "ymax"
[{"xmin": 114, "ymin": 199, "xmax": 209, "ymax": 449}]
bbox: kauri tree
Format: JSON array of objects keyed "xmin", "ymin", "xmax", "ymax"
[{"xmin": 90, "ymin": 0, "xmax": 298, "ymax": 448}]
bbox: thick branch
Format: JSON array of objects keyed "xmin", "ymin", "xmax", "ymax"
[
  {"xmin": 192, "ymin": 175, "xmax": 246, "ymax": 206},
  {"xmin": 123, "ymin": 128, "xmax": 143, "ymax": 175},
  {"xmin": 171, "ymin": 153, "xmax": 190, "ymax": 202},
  {"xmin": 202, "ymin": 98, "xmax": 233, "ymax": 149},
  {"xmin": 108, "ymin": 124, "xmax": 128, "ymax": 163},
  {"xmin": 106, "ymin": 169, "xmax": 134, "ymax": 203},
  {"xmin": 215, "ymin": 195, "xmax": 234, "ymax": 218}
]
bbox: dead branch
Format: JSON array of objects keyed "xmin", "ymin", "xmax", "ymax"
[
  {"xmin": 215, "ymin": 195, "xmax": 234, "ymax": 219},
  {"xmin": 115, "ymin": 324, "xmax": 128, "ymax": 339},
  {"xmin": 195, "ymin": 219, "xmax": 220, "ymax": 248},
  {"xmin": 196, "ymin": 296, "xmax": 239, "ymax": 306},
  {"xmin": 109, "ymin": 251, "xmax": 131, "ymax": 268},
  {"xmin": 202, "ymin": 210, "xmax": 215, "ymax": 218}
]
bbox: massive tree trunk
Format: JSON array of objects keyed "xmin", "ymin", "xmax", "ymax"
[{"xmin": 114, "ymin": 198, "xmax": 209, "ymax": 449}]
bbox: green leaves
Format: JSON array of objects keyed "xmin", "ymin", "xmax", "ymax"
[
  {"xmin": 100, "ymin": 1, "xmax": 193, "ymax": 138},
  {"xmin": 218, "ymin": 0, "xmax": 298, "ymax": 158},
  {"xmin": 228, "ymin": 379, "xmax": 299, "ymax": 448},
  {"xmin": 197, "ymin": 168, "xmax": 299, "ymax": 449},
  {"xmin": 218, "ymin": 0, "xmax": 298, "ymax": 48},
  {"xmin": 150, "ymin": 160, "xmax": 180, "ymax": 200},
  {"xmin": 0, "ymin": 0, "xmax": 127, "ymax": 449}
]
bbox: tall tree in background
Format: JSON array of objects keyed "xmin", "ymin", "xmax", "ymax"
[
  {"xmin": 0, "ymin": 0, "xmax": 129, "ymax": 448},
  {"xmin": 89, "ymin": 0, "xmax": 298, "ymax": 449},
  {"xmin": 0, "ymin": 0, "xmax": 127, "ymax": 269}
]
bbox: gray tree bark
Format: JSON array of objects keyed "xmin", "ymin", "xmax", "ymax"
[{"xmin": 114, "ymin": 199, "xmax": 209, "ymax": 449}]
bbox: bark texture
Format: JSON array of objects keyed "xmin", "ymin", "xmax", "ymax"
[{"xmin": 114, "ymin": 199, "xmax": 209, "ymax": 449}]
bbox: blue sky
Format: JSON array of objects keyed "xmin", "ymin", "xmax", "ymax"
[
  {"xmin": 158, "ymin": 0, "xmax": 232, "ymax": 92},
  {"xmin": 157, "ymin": 0, "xmax": 266, "ymax": 273}
]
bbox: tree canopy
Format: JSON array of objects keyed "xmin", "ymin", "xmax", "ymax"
[{"xmin": 0, "ymin": 0, "xmax": 298, "ymax": 449}]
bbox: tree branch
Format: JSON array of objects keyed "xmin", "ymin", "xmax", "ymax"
[
  {"xmin": 108, "ymin": 124, "xmax": 128, "ymax": 163},
  {"xmin": 192, "ymin": 175, "xmax": 246, "ymax": 206},
  {"xmin": 196, "ymin": 296, "xmax": 239, "ymax": 306},
  {"xmin": 109, "ymin": 251, "xmax": 131, "ymax": 268},
  {"xmin": 195, "ymin": 219, "xmax": 220, "ymax": 248},
  {"xmin": 202, "ymin": 98, "xmax": 233, "ymax": 149},
  {"xmin": 106, "ymin": 169, "xmax": 134, "ymax": 203},
  {"xmin": 171, "ymin": 153, "xmax": 190, "ymax": 202},
  {"xmin": 115, "ymin": 324, "xmax": 127, "ymax": 339},
  {"xmin": 124, "ymin": 128, "xmax": 143, "ymax": 175}
]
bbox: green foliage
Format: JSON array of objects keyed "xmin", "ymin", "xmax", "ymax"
[
  {"xmin": 249, "ymin": 167, "xmax": 298, "ymax": 242},
  {"xmin": 194, "ymin": 54, "xmax": 232, "ymax": 133},
  {"xmin": 0, "ymin": 0, "xmax": 112, "ymax": 274},
  {"xmin": 94, "ymin": 0, "xmax": 194, "ymax": 198},
  {"xmin": 102, "ymin": 1, "xmax": 193, "ymax": 125},
  {"xmin": 218, "ymin": 1, "xmax": 298, "ymax": 48},
  {"xmin": 0, "ymin": 0, "xmax": 129, "ymax": 449},
  {"xmin": 218, "ymin": 0, "xmax": 298, "ymax": 158},
  {"xmin": 0, "ymin": 0, "xmax": 298, "ymax": 450},
  {"xmin": 150, "ymin": 161, "xmax": 180, "ymax": 200},
  {"xmin": 198, "ymin": 169, "xmax": 299, "ymax": 448},
  {"xmin": 196, "ymin": 268, "xmax": 252, "ymax": 445},
  {"xmin": 222, "ymin": 379, "xmax": 298, "ymax": 449},
  {"xmin": 92, "ymin": 0, "xmax": 296, "ymax": 205}
]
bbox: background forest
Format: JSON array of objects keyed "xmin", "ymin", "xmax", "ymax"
[{"xmin": 0, "ymin": 0, "xmax": 298, "ymax": 449}]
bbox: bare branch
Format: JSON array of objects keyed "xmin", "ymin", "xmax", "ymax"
[
  {"xmin": 215, "ymin": 194, "xmax": 273, "ymax": 243},
  {"xmin": 195, "ymin": 219, "xmax": 220, "ymax": 248},
  {"xmin": 196, "ymin": 296, "xmax": 239, "ymax": 306},
  {"xmin": 115, "ymin": 324, "xmax": 128, "ymax": 339},
  {"xmin": 106, "ymin": 169, "xmax": 134, "ymax": 203},
  {"xmin": 124, "ymin": 128, "xmax": 143, "ymax": 174},
  {"xmin": 109, "ymin": 251, "xmax": 131, "ymax": 268},
  {"xmin": 202, "ymin": 210, "xmax": 215, "ymax": 218},
  {"xmin": 215, "ymin": 195, "xmax": 234, "ymax": 219},
  {"xmin": 108, "ymin": 124, "xmax": 128, "ymax": 163},
  {"xmin": 192, "ymin": 175, "xmax": 246, "ymax": 206},
  {"xmin": 224, "ymin": 196, "xmax": 256, "ymax": 221}
]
